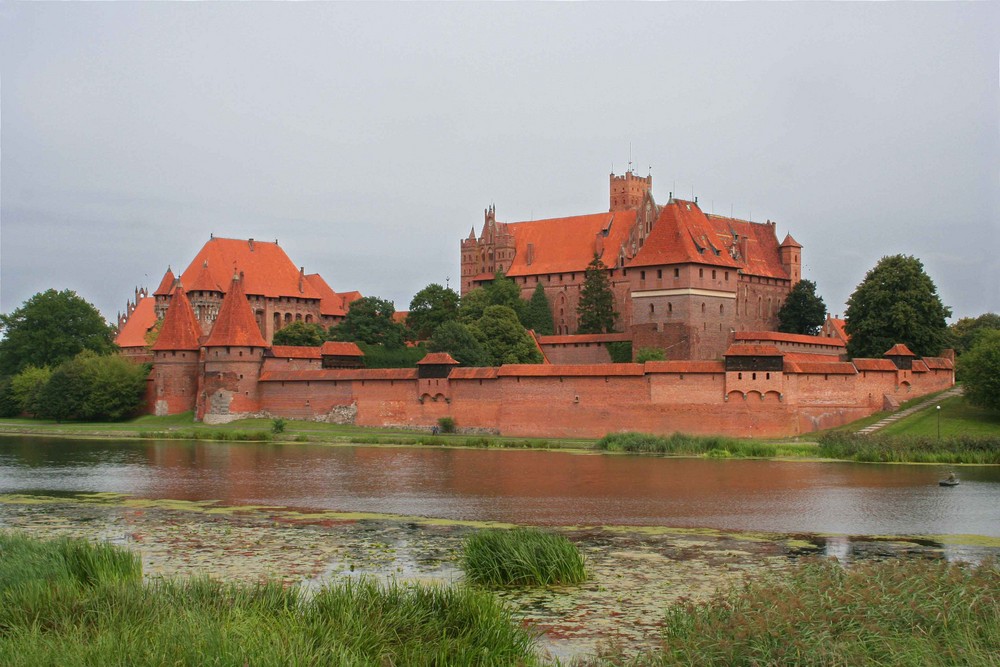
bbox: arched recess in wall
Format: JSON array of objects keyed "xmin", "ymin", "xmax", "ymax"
[
  {"xmin": 763, "ymin": 390, "xmax": 782, "ymax": 403},
  {"xmin": 726, "ymin": 390, "xmax": 745, "ymax": 403},
  {"xmin": 746, "ymin": 390, "xmax": 764, "ymax": 402}
]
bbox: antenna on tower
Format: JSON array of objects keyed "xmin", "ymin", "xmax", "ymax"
[{"xmin": 628, "ymin": 142, "xmax": 633, "ymax": 173}]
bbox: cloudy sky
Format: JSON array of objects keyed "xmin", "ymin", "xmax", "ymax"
[{"xmin": 2, "ymin": 2, "xmax": 997, "ymax": 324}]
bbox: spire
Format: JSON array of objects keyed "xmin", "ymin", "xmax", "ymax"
[
  {"xmin": 780, "ymin": 233, "xmax": 802, "ymax": 248},
  {"xmin": 151, "ymin": 284, "xmax": 202, "ymax": 351},
  {"xmin": 203, "ymin": 272, "xmax": 267, "ymax": 348},
  {"xmin": 187, "ymin": 259, "xmax": 223, "ymax": 293},
  {"xmin": 153, "ymin": 267, "xmax": 176, "ymax": 296}
]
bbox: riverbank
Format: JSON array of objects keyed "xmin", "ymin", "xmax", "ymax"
[{"xmin": 1, "ymin": 499, "xmax": 997, "ymax": 664}]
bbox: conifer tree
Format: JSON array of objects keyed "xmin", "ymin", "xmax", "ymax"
[
  {"xmin": 777, "ymin": 279, "xmax": 826, "ymax": 336},
  {"xmin": 523, "ymin": 283, "xmax": 554, "ymax": 335},
  {"xmin": 577, "ymin": 255, "xmax": 617, "ymax": 334}
]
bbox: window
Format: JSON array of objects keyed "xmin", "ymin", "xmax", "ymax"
[
  {"xmin": 640, "ymin": 270, "xmax": 646, "ymax": 280},
  {"xmin": 712, "ymin": 270, "xmax": 717, "ymax": 279},
  {"xmin": 699, "ymin": 268, "xmax": 704, "ymax": 278},
  {"xmin": 725, "ymin": 271, "xmax": 729, "ymax": 281},
  {"xmin": 657, "ymin": 269, "xmax": 662, "ymax": 279},
  {"xmin": 649, "ymin": 303, "xmax": 655, "ymax": 314},
  {"xmin": 674, "ymin": 268, "xmax": 680, "ymax": 278},
  {"xmin": 701, "ymin": 303, "xmax": 706, "ymax": 313}
]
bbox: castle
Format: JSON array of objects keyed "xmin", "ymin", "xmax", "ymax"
[
  {"xmin": 121, "ymin": 170, "xmax": 953, "ymax": 437},
  {"xmin": 461, "ymin": 170, "xmax": 802, "ymax": 360},
  {"xmin": 115, "ymin": 236, "xmax": 361, "ymax": 359}
]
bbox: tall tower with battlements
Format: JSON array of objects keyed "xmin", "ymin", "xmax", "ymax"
[{"xmin": 610, "ymin": 170, "xmax": 652, "ymax": 212}]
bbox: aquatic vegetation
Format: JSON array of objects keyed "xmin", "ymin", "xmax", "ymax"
[
  {"xmin": 597, "ymin": 432, "xmax": 812, "ymax": 458},
  {"xmin": 463, "ymin": 528, "xmax": 587, "ymax": 587},
  {"xmin": 818, "ymin": 432, "xmax": 1000, "ymax": 464},
  {"xmin": 0, "ymin": 532, "xmax": 539, "ymax": 666},
  {"xmin": 634, "ymin": 558, "xmax": 1000, "ymax": 666}
]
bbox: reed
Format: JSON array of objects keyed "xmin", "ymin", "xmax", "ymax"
[
  {"xmin": 639, "ymin": 558, "xmax": 1000, "ymax": 666},
  {"xmin": 462, "ymin": 528, "xmax": 587, "ymax": 587},
  {"xmin": 0, "ymin": 533, "xmax": 539, "ymax": 666},
  {"xmin": 597, "ymin": 431, "xmax": 812, "ymax": 458},
  {"xmin": 818, "ymin": 431, "xmax": 1000, "ymax": 464}
]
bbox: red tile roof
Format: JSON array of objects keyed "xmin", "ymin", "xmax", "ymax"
[
  {"xmin": 922, "ymin": 357, "xmax": 954, "ymax": 370},
  {"xmin": 186, "ymin": 260, "xmax": 223, "ymax": 293},
  {"xmin": 268, "ymin": 345, "xmax": 322, "ymax": 359},
  {"xmin": 782, "ymin": 352, "xmax": 845, "ymax": 363},
  {"xmin": 724, "ymin": 344, "xmax": 783, "ymax": 357},
  {"xmin": 537, "ymin": 333, "xmax": 632, "ymax": 345},
  {"xmin": 911, "ymin": 360, "xmax": 928, "ymax": 373},
  {"xmin": 501, "ymin": 210, "xmax": 637, "ymax": 276},
  {"xmin": 259, "ymin": 369, "xmax": 417, "ymax": 382},
  {"xmin": 644, "ymin": 360, "xmax": 726, "ymax": 374},
  {"xmin": 339, "ymin": 291, "xmax": 363, "ymax": 308},
  {"xmin": 784, "ymin": 361, "xmax": 857, "ymax": 375},
  {"xmin": 824, "ymin": 317, "xmax": 849, "ymax": 343},
  {"xmin": 780, "ymin": 233, "xmax": 802, "ymax": 248},
  {"xmin": 319, "ymin": 341, "xmax": 363, "ymax": 357},
  {"xmin": 417, "ymin": 352, "xmax": 459, "ymax": 366},
  {"xmin": 304, "ymin": 274, "xmax": 348, "ymax": 317},
  {"xmin": 497, "ymin": 364, "xmax": 644, "ymax": 377},
  {"xmin": 392, "ymin": 311, "xmax": 409, "ymax": 324},
  {"xmin": 203, "ymin": 273, "xmax": 267, "ymax": 348},
  {"xmin": 153, "ymin": 268, "xmax": 176, "ymax": 296},
  {"xmin": 115, "ymin": 296, "xmax": 158, "ymax": 349},
  {"xmin": 180, "ymin": 237, "xmax": 322, "ymax": 300},
  {"xmin": 629, "ymin": 200, "xmax": 789, "ymax": 279},
  {"xmin": 884, "ymin": 343, "xmax": 916, "ymax": 357},
  {"xmin": 151, "ymin": 286, "xmax": 202, "ymax": 351},
  {"xmin": 449, "ymin": 367, "xmax": 499, "ymax": 380},
  {"xmin": 735, "ymin": 331, "xmax": 845, "ymax": 348},
  {"xmin": 853, "ymin": 358, "xmax": 897, "ymax": 372}
]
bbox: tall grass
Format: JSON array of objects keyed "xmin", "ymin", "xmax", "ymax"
[
  {"xmin": 597, "ymin": 431, "xmax": 813, "ymax": 458},
  {"xmin": 818, "ymin": 431, "xmax": 1000, "ymax": 464},
  {"xmin": 462, "ymin": 528, "xmax": 587, "ymax": 587},
  {"xmin": 0, "ymin": 532, "xmax": 539, "ymax": 666},
  {"xmin": 639, "ymin": 558, "xmax": 1000, "ymax": 666}
]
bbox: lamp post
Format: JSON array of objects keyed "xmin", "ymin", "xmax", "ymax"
[{"xmin": 936, "ymin": 405, "xmax": 941, "ymax": 441}]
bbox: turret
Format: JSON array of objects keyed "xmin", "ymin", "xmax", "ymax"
[
  {"xmin": 610, "ymin": 170, "xmax": 652, "ymax": 212},
  {"xmin": 198, "ymin": 271, "xmax": 268, "ymax": 423},
  {"xmin": 779, "ymin": 234, "xmax": 802, "ymax": 286},
  {"xmin": 150, "ymin": 284, "xmax": 203, "ymax": 416}
]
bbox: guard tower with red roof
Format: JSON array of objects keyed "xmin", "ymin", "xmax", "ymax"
[{"xmin": 149, "ymin": 284, "xmax": 203, "ymax": 416}]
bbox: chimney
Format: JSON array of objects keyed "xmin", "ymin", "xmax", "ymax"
[
  {"xmin": 248, "ymin": 238, "xmax": 255, "ymax": 251},
  {"xmin": 526, "ymin": 243, "xmax": 534, "ymax": 266}
]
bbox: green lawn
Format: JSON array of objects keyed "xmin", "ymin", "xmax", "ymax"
[{"xmin": 881, "ymin": 395, "xmax": 1000, "ymax": 437}]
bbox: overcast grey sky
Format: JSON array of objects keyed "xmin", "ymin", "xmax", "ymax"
[{"xmin": 2, "ymin": 2, "xmax": 997, "ymax": 324}]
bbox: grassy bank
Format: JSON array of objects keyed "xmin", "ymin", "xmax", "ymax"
[
  {"xmin": 616, "ymin": 557, "xmax": 1000, "ymax": 666},
  {"xmin": 818, "ymin": 431, "xmax": 1000, "ymax": 464},
  {"xmin": 882, "ymin": 394, "xmax": 1000, "ymax": 438},
  {"xmin": 0, "ymin": 532, "xmax": 539, "ymax": 666},
  {"xmin": 597, "ymin": 431, "xmax": 817, "ymax": 458}
]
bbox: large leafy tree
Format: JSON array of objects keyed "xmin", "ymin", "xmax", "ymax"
[
  {"xmin": 949, "ymin": 313, "xmax": 1000, "ymax": 355},
  {"xmin": 776, "ymin": 279, "xmax": 827, "ymax": 335},
  {"xmin": 458, "ymin": 288, "xmax": 490, "ymax": 324},
  {"xmin": 845, "ymin": 255, "xmax": 951, "ymax": 359},
  {"xmin": 272, "ymin": 321, "xmax": 326, "ymax": 347},
  {"xmin": 958, "ymin": 330, "xmax": 1000, "ymax": 412},
  {"xmin": 328, "ymin": 297, "xmax": 406, "ymax": 349},
  {"xmin": 406, "ymin": 284, "xmax": 460, "ymax": 340},
  {"xmin": 459, "ymin": 272, "xmax": 528, "ymax": 325},
  {"xmin": 522, "ymin": 283, "xmax": 554, "ymax": 335},
  {"xmin": 472, "ymin": 306, "xmax": 542, "ymax": 365},
  {"xmin": 577, "ymin": 255, "xmax": 617, "ymax": 334},
  {"xmin": 0, "ymin": 289, "xmax": 115, "ymax": 376},
  {"xmin": 37, "ymin": 351, "xmax": 148, "ymax": 422},
  {"xmin": 427, "ymin": 321, "xmax": 488, "ymax": 366}
]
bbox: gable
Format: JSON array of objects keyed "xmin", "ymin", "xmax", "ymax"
[{"xmin": 179, "ymin": 237, "xmax": 322, "ymax": 300}]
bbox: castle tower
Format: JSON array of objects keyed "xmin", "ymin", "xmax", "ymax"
[
  {"xmin": 152, "ymin": 267, "xmax": 176, "ymax": 319},
  {"xmin": 779, "ymin": 234, "xmax": 802, "ymax": 286},
  {"xmin": 150, "ymin": 284, "xmax": 203, "ymax": 416},
  {"xmin": 185, "ymin": 260, "xmax": 225, "ymax": 335},
  {"xmin": 460, "ymin": 205, "xmax": 516, "ymax": 295},
  {"xmin": 198, "ymin": 271, "xmax": 268, "ymax": 423},
  {"xmin": 610, "ymin": 170, "xmax": 652, "ymax": 212}
]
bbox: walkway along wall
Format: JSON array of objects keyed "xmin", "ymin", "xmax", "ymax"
[{"xmin": 249, "ymin": 355, "xmax": 954, "ymax": 439}]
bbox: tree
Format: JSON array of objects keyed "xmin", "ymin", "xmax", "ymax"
[
  {"xmin": 0, "ymin": 289, "xmax": 115, "ymax": 376},
  {"xmin": 776, "ymin": 279, "xmax": 827, "ymax": 336},
  {"xmin": 483, "ymin": 271, "xmax": 525, "ymax": 321},
  {"xmin": 949, "ymin": 313, "xmax": 1000, "ymax": 355},
  {"xmin": 958, "ymin": 330, "xmax": 1000, "ymax": 412},
  {"xmin": 427, "ymin": 321, "xmax": 488, "ymax": 366},
  {"xmin": 844, "ymin": 255, "xmax": 951, "ymax": 359},
  {"xmin": 635, "ymin": 347, "xmax": 666, "ymax": 363},
  {"xmin": 406, "ymin": 284, "xmax": 460, "ymax": 340},
  {"xmin": 272, "ymin": 321, "xmax": 326, "ymax": 347},
  {"xmin": 328, "ymin": 297, "xmax": 406, "ymax": 349},
  {"xmin": 522, "ymin": 283, "xmax": 554, "ymax": 335},
  {"xmin": 9, "ymin": 366, "xmax": 51, "ymax": 417},
  {"xmin": 472, "ymin": 306, "xmax": 542, "ymax": 365},
  {"xmin": 577, "ymin": 255, "xmax": 617, "ymax": 334},
  {"xmin": 36, "ymin": 352, "xmax": 148, "ymax": 422},
  {"xmin": 458, "ymin": 288, "xmax": 490, "ymax": 324}
]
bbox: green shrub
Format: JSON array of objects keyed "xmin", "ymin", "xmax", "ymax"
[
  {"xmin": 606, "ymin": 341, "xmax": 633, "ymax": 363},
  {"xmin": 635, "ymin": 346, "xmax": 666, "ymax": 363},
  {"xmin": 462, "ymin": 528, "xmax": 586, "ymax": 587},
  {"xmin": 437, "ymin": 416, "xmax": 456, "ymax": 433},
  {"xmin": 271, "ymin": 418, "xmax": 287, "ymax": 434}
]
